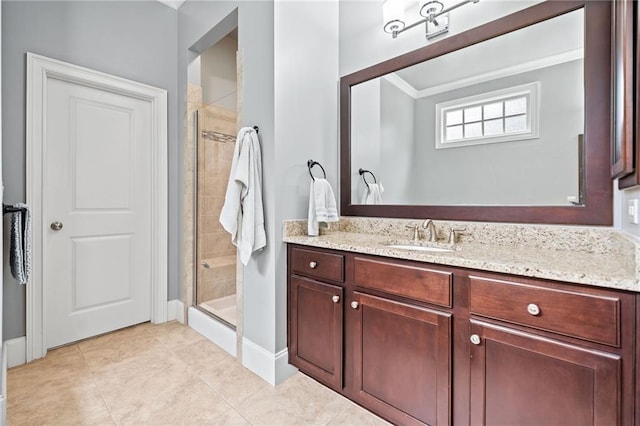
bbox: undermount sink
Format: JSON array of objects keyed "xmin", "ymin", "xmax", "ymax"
[{"xmin": 386, "ymin": 244, "xmax": 455, "ymax": 253}]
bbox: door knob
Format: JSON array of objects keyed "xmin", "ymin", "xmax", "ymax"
[{"xmin": 50, "ymin": 221, "xmax": 63, "ymax": 231}]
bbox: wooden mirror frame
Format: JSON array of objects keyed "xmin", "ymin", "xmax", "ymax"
[{"xmin": 340, "ymin": 0, "xmax": 612, "ymax": 225}]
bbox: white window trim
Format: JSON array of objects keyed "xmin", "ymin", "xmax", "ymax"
[{"xmin": 435, "ymin": 82, "xmax": 540, "ymax": 149}]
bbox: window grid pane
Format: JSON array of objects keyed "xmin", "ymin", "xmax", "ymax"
[{"xmin": 443, "ymin": 95, "xmax": 529, "ymax": 141}]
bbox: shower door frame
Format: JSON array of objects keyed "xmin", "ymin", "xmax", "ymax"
[{"xmin": 192, "ymin": 109, "xmax": 237, "ymax": 330}]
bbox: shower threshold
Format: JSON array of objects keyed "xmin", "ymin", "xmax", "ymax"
[{"xmin": 197, "ymin": 294, "xmax": 237, "ymax": 328}]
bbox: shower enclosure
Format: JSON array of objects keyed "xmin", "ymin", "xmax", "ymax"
[{"xmin": 194, "ymin": 104, "xmax": 237, "ymax": 326}]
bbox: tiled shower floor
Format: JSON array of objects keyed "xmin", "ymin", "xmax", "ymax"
[
  {"xmin": 200, "ymin": 294, "xmax": 236, "ymax": 326},
  {"xmin": 7, "ymin": 322, "xmax": 389, "ymax": 425}
]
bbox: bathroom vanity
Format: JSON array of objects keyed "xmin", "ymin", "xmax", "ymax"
[
  {"xmin": 289, "ymin": 0, "xmax": 640, "ymax": 423},
  {"xmin": 284, "ymin": 220, "xmax": 638, "ymax": 425}
]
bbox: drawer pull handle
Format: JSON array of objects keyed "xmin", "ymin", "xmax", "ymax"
[
  {"xmin": 527, "ymin": 303, "xmax": 541, "ymax": 316},
  {"xmin": 470, "ymin": 334, "xmax": 481, "ymax": 345},
  {"xmin": 332, "ymin": 295, "xmax": 340, "ymax": 303},
  {"xmin": 309, "ymin": 261, "xmax": 318, "ymax": 269},
  {"xmin": 351, "ymin": 301, "xmax": 359, "ymax": 309}
]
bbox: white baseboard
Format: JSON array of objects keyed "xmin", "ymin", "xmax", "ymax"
[
  {"xmin": 5, "ymin": 337, "xmax": 26, "ymax": 368},
  {"xmin": 167, "ymin": 299, "xmax": 185, "ymax": 324},
  {"xmin": 242, "ymin": 337, "xmax": 298, "ymax": 386},
  {"xmin": 188, "ymin": 307, "xmax": 236, "ymax": 357}
]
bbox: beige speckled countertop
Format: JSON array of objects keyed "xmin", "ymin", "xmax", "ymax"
[{"xmin": 283, "ymin": 218, "xmax": 640, "ymax": 292}]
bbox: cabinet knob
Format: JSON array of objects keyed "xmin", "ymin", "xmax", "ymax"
[
  {"xmin": 470, "ymin": 334, "xmax": 481, "ymax": 345},
  {"xmin": 309, "ymin": 261, "xmax": 317, "ymax": 269},
  {"xmin": 351, "ymin": 301, "xmax": 359, "ymax": 309},
  {"xmin": 527, "ymin": 303, "xmax": 541, "ymax": 316},
  {"xmin": 332, "ymin": 295, "xmax": 340, "ymax": 303}
]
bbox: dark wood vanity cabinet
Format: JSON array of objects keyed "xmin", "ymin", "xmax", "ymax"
[
  {"xmin": 351, "ymin": 292, "xmax": 451, "ymax": 426},
  {"xmin": 467, "ymin": 273, "xmax": 635, "ymax": 426},
  {"xmin": 469, "ymin": 320, "xmax": 620, "ymax": 426},
  {"xmin": 288, "ymin": 245, "xmax": 453, "ymax": 425},
  {"xmin": 288, "ymin": 276, "xmax": 343, "ymax": 390},
  {"xmin": 287, "ymin": 244, "xmax": 635, "ymax": 426},
  {"xmin": 288, "ymin": 247, "xmax": 344, "ymax": 390}
]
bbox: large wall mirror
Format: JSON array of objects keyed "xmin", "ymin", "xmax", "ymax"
[{"xmin": 340, "ymin": 0, "xmax": 612, "ymax": 225}]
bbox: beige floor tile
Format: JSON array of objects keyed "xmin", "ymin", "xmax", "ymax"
[
  {"xmin": 104, "ymin": 373, "xmax": 230, "ymax": 425},
  {"xmin": 147, "ymin": 321, "xmax": 208, "ymax": 350},
  {"xmin": 327, "ymin": 402, "xmax": 392, "ymax": 426},
  {"xmin": 8, "ymin": 349, "xmax": 92, "ymax": 407},
  {"xmin": 198, "ymin": 354, "xmax": 272, "ymax": 407},
  {"xmin": 209, "ymin": 408, "xmax": 251, "ymax": 426},
  {"xmin": 77, "ymin": 323, "xmax": 154, "ymax": 351},
  {"xmin": 173, "ymin": 339, "xmax": 269, "ymax": 406},
  {"xmin": 93, "ymin": 348, "xmax": 231, "ymax": 424},
  {"xmin": 8, "ymin": 379, "xmax": 114, "ymax": 426},
  {"xmin": 236, "ymin": 373, "xmax": 351, "ymax": 426},
  {"xmin": 80, "ymin": 333, "xmax": 167, "ymax": 373},
  {"xmin": 172, "ymin": 339, "xmax": 232, "ymax": 374},
  {"xmin": 7, "ymin": 322, "xmax": 388, "ymax": 426}
]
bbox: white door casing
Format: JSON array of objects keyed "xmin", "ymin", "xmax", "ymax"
[{"xmin": 26, "ymin": 53, "xmax": 168, "ymax": 360}]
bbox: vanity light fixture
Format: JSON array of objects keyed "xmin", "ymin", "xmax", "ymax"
[{"xmin": 383, "ymin": 0, "xmax": 479, "ymax": 39}]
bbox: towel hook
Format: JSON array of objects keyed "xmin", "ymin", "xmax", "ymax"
[
  {"xmin": 253, "ymin": 125, "xmax": 259, "ymax": 134},
  {"xmin": 358, "ymin": 168, "xmax": 377, "ymax": 189},
  {"xmin": 307, "ymin": 160, "xmax": 327, "ymax": 181}
]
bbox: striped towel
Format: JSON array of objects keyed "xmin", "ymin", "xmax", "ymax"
[{"xmin": 9, "ymin": 204, "xmax": 31, "ymax": 285}]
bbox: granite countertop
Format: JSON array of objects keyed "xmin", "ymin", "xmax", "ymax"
[{"xmin": 283, "ymin": 220, "xmax": 640, "ymax": 292}]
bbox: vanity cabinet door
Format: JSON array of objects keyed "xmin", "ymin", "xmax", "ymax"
[
  {"xmin": 469, "ymin": 319, "xmax": 620, "ymax": 426},
  {"xmin": 289, "ymin": 276, "xmax": 343, "ymax": 390},
  {"xmin": 351, "ymin": 291, "xmax": 451, "ymax": 426}
]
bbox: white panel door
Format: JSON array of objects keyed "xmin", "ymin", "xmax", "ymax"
[{"xmin": 44, "ymin": 78, "xmax": 152, "ymax": 349}]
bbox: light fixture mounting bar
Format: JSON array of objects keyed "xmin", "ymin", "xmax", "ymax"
[{"xmin": 389, "ymin": 0, "xmax": 479, "ymax": 39}]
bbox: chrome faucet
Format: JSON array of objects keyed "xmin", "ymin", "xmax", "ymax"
[{"xmin": 422, "ymin": 219, "xmax": 437, "ymax": 242}]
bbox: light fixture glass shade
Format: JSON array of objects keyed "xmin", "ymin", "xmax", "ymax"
[
  {"xmin": 383, "ymin": 0, "xmax": 406, "ymax": 33},
  {"xmin": 419, "ymin": 0, "xmax": 444, "ymax": 18}
]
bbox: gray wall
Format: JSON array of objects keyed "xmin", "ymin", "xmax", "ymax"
[
  {"xmin": 339, "ymin": 1, "xmax": 542, "ymax": 77},
  {"xmin": 178, "ymin": 0, "xmax": 277, "ymax": 353},
  {"xmin": 350, "ymin": 79, "xmax": 381, "ymax": 202},
  {"xmin": 412, "ymin": 60, "xmax": 583, "ymax": 205},
  {"xmin": 274, "ymin": 1, "xmax": 339, "ymax": 353},
  {"xmin": 1, "ymin": 1, "xmax": 179, "ymax": 340},
  {"xmin": 379, "ymin": 78, "xmax": 415, "ymax": 204},
  {"xmin": 178, "ymin": 1, "xmax": 338, "ymax": 362}
]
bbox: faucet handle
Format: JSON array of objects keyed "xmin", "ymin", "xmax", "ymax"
[
  {"xmin": 405, "ymin": 225, "xmax": 420, "ymax": 241},
  {"xmin": 448, "ymin": 228, "xmax": 466, "ymax": 244}
]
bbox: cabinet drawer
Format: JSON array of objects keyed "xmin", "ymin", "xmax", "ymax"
[
  {"xmin": 290, "ymin": 247, "xmax": 344, "ymax": 282},
  {"xmin": 354, "ymin": 257, "xmax": 452, "ymax": 307},
  {"xmin": 469, "ymin": 275, "xmax": 620, "ymax": 346}
]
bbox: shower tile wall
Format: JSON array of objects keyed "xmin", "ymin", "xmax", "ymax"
[{"xmin": 197, "ymin": 105, "xmax": 237, "ymax": 304}]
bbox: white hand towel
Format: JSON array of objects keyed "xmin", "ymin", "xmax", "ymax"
[
  {"xmin": 308, "ymin": 178, "xmax": 339, "ymax": 236},
  {"xmin": 219, "ymin": 127, "xmax": 266, "ymax": 265},
  {"xmin": 361, "ymin": 183, "xmax": 384, "ymax": 205}
]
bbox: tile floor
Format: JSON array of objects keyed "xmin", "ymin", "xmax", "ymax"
[{"xmin": 7, "ymin": 322, "xmax": 390, "ymax": 425}]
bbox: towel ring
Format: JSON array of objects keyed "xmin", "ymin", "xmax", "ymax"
[
  {"xmin": 307, "ymin": 160, "xmax": 327, "ymax": 181},
  {"xmin": 358, "ymin": 168, "xmax": 377, "ymax": 188}
]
